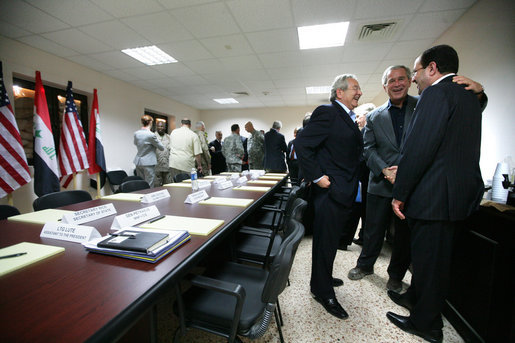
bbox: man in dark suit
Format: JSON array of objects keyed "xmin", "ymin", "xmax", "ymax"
[
  {"xmin": 286, "ymin": 127, "xmax": 299, "ymax": 184},
  {"xmin": 263, "ymin": 121, "xmax": 287, "ymax": 173},
  {"xmin": 295, "ymin": 74, "xmax": 363, "ymax": 320},
  {"xmin": 388, "ymin": 45, "xmax": 484, "ymax": 343},
  {"xmin": 208, "ymin": 130, "xmax": 226, "ymax": 175}
]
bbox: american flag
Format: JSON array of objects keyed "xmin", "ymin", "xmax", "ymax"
[
  {"xmin": 58, "ymin": 81, "xmax": 89, "ymax": 187},
  {"xmin": 0, "ymin": 61, "xmax": 31, "ymax": 198}
]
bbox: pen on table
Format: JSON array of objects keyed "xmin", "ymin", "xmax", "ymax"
[
  {"xmin": 0, "ymin": 252, "xmax": 27, "ymax": 259},
  {"xmin": 148, "ymin": 215, "xmax": 165, "ymax": 223}
]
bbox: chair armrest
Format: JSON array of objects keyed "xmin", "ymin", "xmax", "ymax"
[{"xmin": 239, "ymin": 226, "xmax": 273, "ymax": 238}]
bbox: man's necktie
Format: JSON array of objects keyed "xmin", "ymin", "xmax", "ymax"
[{"xmin": 289, "ymin": 145, "xmax": 296, "ymax": 160}]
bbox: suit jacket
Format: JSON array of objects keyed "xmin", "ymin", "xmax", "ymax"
[
  {"xmin": 364, "ymin": 95, "xmax": 417, "ymax": 198},
  {"xmin": 295, "ymin": 101, "xmax": 364, "ymax": 207},
  {"xmin": 133, "ymin": 129, "xmax": 164, "ymax": 166},
  {"xmin": 393, "ymin": 76, "xmax": 484, "ymax": 221},
  {"xmin": 264, "ymin": 129, "xmax": 287, "ymax": 171},
  {"xmin": 208, "ymin": 139, "xmax": 226, "ymax": 174}
]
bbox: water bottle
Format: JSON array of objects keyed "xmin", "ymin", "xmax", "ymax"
[{"xmin": 191, "ymin": 168, "xmax": 199, "ymax": 192}]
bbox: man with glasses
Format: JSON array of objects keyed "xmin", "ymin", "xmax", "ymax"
[{"xmin": 295, "ymin": 74, "xmax": 363, "ymax": 320}]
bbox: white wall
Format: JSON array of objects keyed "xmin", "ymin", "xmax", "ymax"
[
  {"xmin": 0, "ymin": 36, "xmax": 199, "ymax": 213},
  {"xmin": 372, "ymin": 0, "xmax": 515, "ymax": 182},
  {"xmin": 200, "ymin": 106, "xmax": 315, "ymax": 144}
]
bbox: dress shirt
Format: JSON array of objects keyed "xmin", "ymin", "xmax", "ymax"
[{"xmin": 388, "ymin": 99, "xmax": 407, "ymax": 147}]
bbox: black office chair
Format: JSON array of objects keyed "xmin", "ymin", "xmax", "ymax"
[
  {"xmin": 174, "ymin": 173, "xmax": 190, "ymax": 183},
  {"xmin": 121, "ymin": 175, "xmax": 143, "ymax": 183},
  {"xmin": 89, "ymin": 170, "xmax": 107, "ymax": 190},
  {"xmin": 174, "ymin": 219, "xmax": 305, "ymax": 343},
  {"xmin": 106, "ymin": 170, "xmax": 128, "ymax": 193},
  {"xmin": 0, "ymin": 204, "xmax": 21, "ymax": 220},
  {"xmin": 119, "ymin": 180, "xmax": 150, "ymax": 193},
  {"xmin": 236, "ymin": 198, "xmax": 307, "ymax": 267},
  {"xmin": 33, "ymin": 190, "xmax": 93, "ymax": 211}
]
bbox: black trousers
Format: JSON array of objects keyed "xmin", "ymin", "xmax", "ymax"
[
  {"xmin": 404, "ymin": 218, "xmax": 455, "ymax": 331},
  {"xmin": 310, "ymin": 187, "xmax": 352, "ymax": 299},
  {"xmin": 356, "ymin": 193, "xmax": 410, "ymax": 280}
]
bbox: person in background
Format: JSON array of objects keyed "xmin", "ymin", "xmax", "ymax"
[
  {"xmin": 169, "ymin": 118, "xmax": 202, "ymax": 180},
  {"xmin": 286, "ymin": 127, "xmax": 300, "ymax": 183},
  {"xmin": 264, "ymin": 121, "xmax": 287, "ymax": 173},
  {"xmin": 245, "ymin": 121, "xmax": 265, "ymax": 170},
  {"xmin": 194, "ymin": 121, "xmax": 211, "ymax": 176},
  {"xmin": 241, "ymin": 135, "xmax": 249, "ymax": 171},
  {"xmin": 295, "ymin": 74, "xmax": 363, "ymax": 320},
  {"xmin": 222, "ymin": 124, "xmax": 244, "ymax": 172},
  {"xmin": 154, "ymin": 120, "xmax": 172, "ymax": 186},
  {"xmin": 209, "ymin": 131, "xmax": 226, "ymax": 175},
  {"xmin": 133, "ymin": 114, "xmax": 164, "ymax": 187},
  {"xmin": 388, "ymin": 45, "xmax": 484, "ymax": 343}
]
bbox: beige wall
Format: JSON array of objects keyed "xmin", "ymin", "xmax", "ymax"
[{"xmin": 0, "ymin": 36, "xmax": 199, "ymax": 213}]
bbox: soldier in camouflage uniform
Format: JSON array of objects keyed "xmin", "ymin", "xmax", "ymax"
[
  {"xmin": 244, "ymin": 121, "xmax": 265, "ymax": 170},
  {"xmin": 154, "ymin": 121, "xmax": 172, "ymax": 186},
  {"xmin": 222, "ymin": 124, "xmax": 244, "ymax": 172},
  {"xmin": 194, "ymin": 121, "xmax": 211, "ymax": 176}
]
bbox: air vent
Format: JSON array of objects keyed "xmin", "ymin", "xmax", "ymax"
[
  {"xmin": 231, "ymin": 91, "xmax": 249, "ymax": 97},
  {"xmin": 358, "ymin": 22, "xmax": 398, "ymax": 41}
]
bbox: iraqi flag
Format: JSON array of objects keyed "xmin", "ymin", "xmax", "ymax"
[
  {"xmin": 33, "ymin": 71, "xmax": 59, "ymax": 197},
  {"xmin": 87, "ymin": 89, "xmax": 106, "ymax": 175}
]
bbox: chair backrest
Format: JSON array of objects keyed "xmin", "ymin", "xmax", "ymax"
[
  {"xmin": 33, "ymin": 190, "xmax": 93, "ymax": 211},
  {"xmin": 278, "ymin": 186, "xmax": 306, "ymax": 231},
  {"xmin": 0, "ymin": 204, "xmax": 21, "ymax": 220},
  {"xmin": 174, "ymin": 173, "xmax": 190, "ymax": 183},
  {"xmin": 106, "ymin": 170, "xmax": 128, "ymax": 192},
  {"xmin": 262, "ymin": 218, "xmax": 305, "ymax": 304},
  {"xmin": 119, "ymin": 180, "xmax": 150, "ymax": 193},
  {"xmin": 121, "ymin": 175, "xmax": 143, "ymax": 183}
]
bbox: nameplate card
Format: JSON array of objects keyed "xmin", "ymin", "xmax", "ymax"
[
  {"xmin": 236, "ymin": 176, "xmax": 248, "ymax": 185},
  {"xmin": 111, "ymin": 205, "xmax": 161, "ymax": 229},
  {"xmin": 230, "ymin": 173, "xmax": 240, "ymax": 180},
  {"xmin": 217, "ymin": 180, "xmax": 234, "ymax": 190},
  {"xmin": 242, "ymin": 170, "xmax": 250, "ymax": 176},
  {"xmin": 141, "ymin": 189, "xmax": 170, "ymax": 203},
  {"xmin": 41, "ymin": 222, "xmax": 101, "ymax": 243},
  {"xmin": 184, "ymin": 190, "xmax": 210, "ymax": 204},
  {"xmin": 212, "ymin": 177, "xmax": 228, "ymax": 185},
  {"xmin": 198, "ymin": 180, "xmax": 212, "ymax": 189},
  {"xmin": 61, "ymin": 203, "xmax": 117, "ymax": 225}
]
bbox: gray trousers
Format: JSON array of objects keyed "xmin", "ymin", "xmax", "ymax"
[{"xmin": 136, "ymin": 165, "xmax": 156, "ymax": 188}]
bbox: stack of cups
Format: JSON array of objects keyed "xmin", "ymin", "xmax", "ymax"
[{"xmin": 491, "ymin": 162, "xmax": 509, "ymax": 203}]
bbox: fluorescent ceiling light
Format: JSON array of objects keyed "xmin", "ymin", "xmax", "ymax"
[
  {"xmin": 306, "ymin": 86, "xmax": 331, "ymax": 94},
  {"xmin": 121, "ymin": 45, "xmax": 177, "ymax": 65},
  {"xmin": 298, "ymin": 22, "xmax": 349, "ymax": 50},
  {"xmin": 213, "ymin": 98, "xmax": 239, "ymax": 104}
]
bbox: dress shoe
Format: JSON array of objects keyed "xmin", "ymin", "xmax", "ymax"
[
  {"xmin": 332, "ymin": 277, "xmax": 344, "ymax": 287},
  {"xmin": 387, "ymin": 290, "xmax": 413, "ymax": 311},
  {"xmin": 386, "ymin": 312, "xmax": 443, "ymax": 343},
  {"xmin": 347, "ymin": 267, "xmax": 373, "ymax": 280},
  {"xmin": 352, "ymin": 238, "xmax": 363, "ymax": 246},
  {"xmin": 311, "ymin": 294, "xmax": 349, "ymax": 320},
  {"xmin": 386, "ymin": 278, "xmax": 403, "ymax": 293}
]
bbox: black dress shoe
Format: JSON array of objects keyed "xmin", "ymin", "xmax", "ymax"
[
  {"xmin": 386, "ymin": 312, "xmax": 443, "ymax": 343},
  {"xmin": 312, "ymin": 294, "xmax": 349, "ymax": 320},
  {"xmin": 332, "ymin": 277, "xmax": 344, "ymax": 287},
  {"xmin": 352, "ymin": 238, "xmax": 363, "ymax": 246},
  {"xmin": 387, "ymin": 290, "xmax": 413, "ymax": 311}
]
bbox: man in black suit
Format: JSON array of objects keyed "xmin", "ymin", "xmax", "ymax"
[
  {"xmin": 263, "ymin": 121, "xmax": 287, "ymax": 173},
  {"xmin": 388, "ymin": 45, "xmax": 484, "ymax": 343},
  {"xmin": 208, "ymin": 131, "xmax": 226, "ymax": 175},
  {"xmin": 286, "ymin": 127, "xmax": 299, "ymax": 184},
  {"xmin": 295, "ymin": 74, "xmax": 363, "ymax": 320}
]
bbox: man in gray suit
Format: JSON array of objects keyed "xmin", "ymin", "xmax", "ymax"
[{"xmin": 133, "ymin": 114, "xmax": 164, "ymax": 187}]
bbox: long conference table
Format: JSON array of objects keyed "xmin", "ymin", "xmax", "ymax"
[{"xmin": 0, "ymin": 175, "xmax": 286, "ymax": 342}]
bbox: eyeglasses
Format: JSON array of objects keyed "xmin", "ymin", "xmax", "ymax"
[{"xmin": 412, "ymin": 66, "xmax": 425, "ymax": 76}]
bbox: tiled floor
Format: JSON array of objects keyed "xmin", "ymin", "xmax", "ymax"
[{"xmin": 157, "ymin": 236, "xmax": 465, "ymax": 343}]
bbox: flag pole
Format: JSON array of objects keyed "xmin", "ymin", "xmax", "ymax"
[
  {"xmin": 96, "ymin": 173, "xmax": 101, "ymax": 199},
  {"xmin": 73, "ymin": 172, "xmax": 76, "ymax": 189},
  {"xmin": 7, "ymin": 193, "xmax": 13, "ymax": 206}
]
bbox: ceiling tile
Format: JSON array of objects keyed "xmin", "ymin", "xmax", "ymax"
[
  {"xmin": 157, "ymin": 0, "xmax": 218, "ymax": 10},
  {"xmin": 25, "ymin": 0, "xmax": 113, "ymax": 26},
  {"xmin": 246, "ymin": 28, "xmax": 299, "ymax": 53},
  {"xmin": 123, "ymin": 66, "xmax": 164, "ymax": 80},
  {"xmin": 0, "ymin": 21, "xmax": 31, "ymax": 38},
  {"xmin": 159, "ymin": 40, "xmax": 214, "ymax": 62},
  {"xmin": 0, "ymin": 1, "xmax": 69, "ymax": 33},
  {"xmin": 66, "ymin": 55, "xmax": 114, "ymax": 72},
  {"xmin": 88, "ymin": 51, "xmax": 143, "ymax": 69},
  {"xmin": 291, "ymin": 0, "xmax": 358, "ymax": 26},
  {"xmin": 121, "ymin": 12, "xmax": 193, "ymax": 44},
  {"xmin": 383, "ymin": 39, "xmax": 434, "ymax": 60},
  {"xmin": 171, "ymin": 2, "xmax": 240, "ymax": 38},
  {"xmin": 219, "ymin": 55, "xmax": 262, "ymax": 71},
  {"xmin": 353, "ymin": 0, "xmax": 425, "ymax": 20},
  {"xmin": 226, "ymin": 0, "xmax": 293, "ymax": 32},
  {"xmin": 342, "ymin": 43, "xmax": 393, "ymax": 62},
  {"xmin": 42, "ymin": 28, "xmax": 112, "ymax": 54},
  {"xmin": 200, "ymin": 34, "xmax": 254, "ymax": 57},
  {"xmin": 18, "ymin": 35, "xmax": 78, "ymax": 57},
  {"xmin": 102, "ymin": 69, "xmax": 141, "ymax": 81},
  {"xmin": 151, "ymin": 63, "xmax": 196, "ymax": 77},
  {"xmin": 90, "ymin": 0, "xmax": 164, "ymax": 17},
  {"xmin": 399, "ymin": 10, "xmax": 466, "ymax": 40},
  {"xmin": 419, "ymin": 0, "xmax": 477, "ymax": 12},
  {"xmin": 79, "ymin": 20, "xmax": 150, "ymax": 49},
  {"xmin": 174, "ymin": 75, "xmax": 209, "ymax": 86},
  {"xmin": 183, "ymin": 59, "xmax": 225, "ymax": 74}
]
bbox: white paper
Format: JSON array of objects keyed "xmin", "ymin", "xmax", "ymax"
[{"xmin": 61, "ymin": 203, "xmax": 117, "ymax": 225}]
